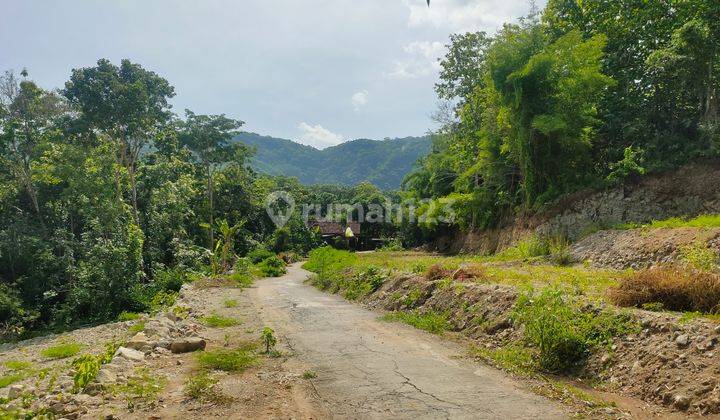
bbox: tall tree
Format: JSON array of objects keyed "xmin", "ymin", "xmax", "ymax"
[
  {"xmin": 178, "ymin": 110, "xmax": 243, "ymax": 248},
  {"xmin": 63, "ymin": 59, "xmax": 175, "ymax": 222},
  {"xmin": 0, "ymin": 70, "xmax": 64, "ymax": 217}
]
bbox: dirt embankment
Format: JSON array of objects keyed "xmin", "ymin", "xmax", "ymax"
[
  {"xmin": 0, "ymin": 282, "xmax": 322, "ymax": 419},
  {"xmin": 434, "ymin": 159, "xmax": 720, "ymax": 255},
  {"xmin": 356, "ymin": 272, "xmax": 720, "ymax": 416},
  {"xmin": 570, "ymin": 227, "xmax": 720, "ymax": 269}
]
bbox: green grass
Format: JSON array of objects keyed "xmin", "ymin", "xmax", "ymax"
[
  {"xmin": 0, "ymin": 373, "xmax": 26, "ymax": 388},
  {"xmin": 40, "ymin": 342, "xmax": 83, "ymax": 359},
  {"xmin": 196, "ymin": 346, "xmax": 258, "ymax": 372},
  {"xmin": 223, "ymin": 299, "xmax": 238, "ymax": 308},
  {"xmin": 129, "ymin": 320, "xmax": 146, "ymax": 334},
  {"xmin": 302, "ymin": 370, "xmax": 317, "ymax": 379},
  {"xmin": 3, "ymin": 360, "xmax": 32, "ymax": 372},
  {"xmin": 618, "ymin": 214, "xmax": 720, "ymax": 230},
  {"xmin": 117, "ymin": 311, "xmax": 141, "ymax": 321},
  {"xmin": 380, "ymin": 310, "xmax": 451, "ymax": 334},
  {"xmin": 201, "ymin": 314, "xmax": 241, "ymax": 328},
  {"xmin": 110, "ymin": 367, "xmax": 167, "ymax": 406},
  {"xmin": 347, "ymin": 251, "xmax": 624, "ymax": 297},
  {"xmin": 471, "ymin": 344, "xmax": 539, "ymax": 376}
]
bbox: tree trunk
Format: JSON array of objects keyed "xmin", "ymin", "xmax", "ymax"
[{"xmin": 207, "ymin": 164, "xmax": 214, "ymax": 249}]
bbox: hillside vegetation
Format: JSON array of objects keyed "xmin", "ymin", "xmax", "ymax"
[
  {"xmin": 234, "ymin": 133, "xmax": 431, "ymax": 189},
  {"xmin": 401, "ymin": 1, "xmax": 720, "ymax": 239}
]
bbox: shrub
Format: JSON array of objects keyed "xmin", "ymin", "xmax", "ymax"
[
  {"xmin": 515, "ymin": 235, "xmax": 550, "ymax": 258},
  {"xmin": 261, "ymin": 327, "xmax": 277, "ymax": 354},
  {"xmin": 71, "ymin": 355, "xmax": 100, "ymax": 391},
  {"xmin": 341, "ymin": 265, "xmax": 386, "ymax": 300},
  {"xmin": 548, "ymin": 236, "xmax": 573, "ymax": 266},
  {"xmin": 256, "ymin": 256, "xmax": 287, "ymax": 277},
  {"xmin": 302, "ymin": 370, "xmax": 317, "ymax": 379},
  {"xmin": 197, "ymin": 346, "xmax": 258, "ymax": 372},
  {"xmin": 247, "ymin": 249, "xmax": 275, "ymax": 264},
  {"xmin": 231, "ymin": 258, "xmax": 254, "ymax": 287},
  {"xmin": 153, "ymin": 267, "xmax": 187, "ymax": 292},
  {"xmin": 608, "ymin": 266, "xmax": 720, "ymax": 313},
  {"xmin": 149, "ymin": 290, "xmax": 178, "ymax": 312},
  {"xmin": 41, "ymin": 342, "xmax": 83, "ymax": 359},
  {"xmin": 513, "ymin": 286, "xmax": 636, "ymax": 372},
  {"xmin": 202, "ymin": 314, "xmax": 241, "ymax": 328},
  {"xmin": 381, "ymin": 310, "xmax": 450, "ymax": 334}
]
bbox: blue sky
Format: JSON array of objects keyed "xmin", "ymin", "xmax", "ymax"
[{"xmin": 1, "ymin": 0, "xmax": 542, "ymax": 148}]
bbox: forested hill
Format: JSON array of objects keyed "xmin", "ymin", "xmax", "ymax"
[{"xmin": 233, "ymin": 132, "xmax": 431, "ymax": 189}]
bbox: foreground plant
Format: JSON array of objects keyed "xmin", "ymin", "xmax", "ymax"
[{"xmin": 513, "ymin": 286, "xmax": 637, "ymax": 372}]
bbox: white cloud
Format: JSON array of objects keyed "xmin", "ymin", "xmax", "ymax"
[
  {"xmin": 297, "ymin": 122, "xmax": 345, "ymax": 149},
  {"xmin": 351, "ymin": 90, "xmax": 369, "ymax": 110},
  {"xmin": 387, "ymin": 40, "xmax": 445, "ymax": 79},
  {"xmin": 402, "ymin": 0, "xmax": 533, "ymax": 33}
]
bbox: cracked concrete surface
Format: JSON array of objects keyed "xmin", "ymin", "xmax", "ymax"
[{"xmin": 250, "ymin": 263, "xmax": 568, "ymax": 419}]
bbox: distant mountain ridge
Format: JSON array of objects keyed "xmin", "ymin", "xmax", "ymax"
[{"xmin": 233, "ymin": 132, "xmax": 431, "ymax": 189}]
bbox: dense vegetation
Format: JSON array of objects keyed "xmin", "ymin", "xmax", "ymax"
[
  {"xmin": 403, "ymin": 0, "xmax": 720, "ymax": 235},
  {"xmin": 235, "ymin": 132, "xmax": 431, "ymax": 189},
  {"xmin": 0, "ymin": 61, "xmax": 385, "ymax": 340}
]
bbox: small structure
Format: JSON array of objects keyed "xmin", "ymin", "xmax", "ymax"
[{"xmin": 306, "ymin": 220, "xmax": 361, "ymax": 239}]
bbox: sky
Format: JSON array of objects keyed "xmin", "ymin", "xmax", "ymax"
[{"xmin": 1, "ymin": 0, "xmax": 542, "ymax": 149}]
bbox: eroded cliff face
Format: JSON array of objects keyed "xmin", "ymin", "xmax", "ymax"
[{"xmin": 434, "ymin": 159, "xmax": 720, "ymax": 255}]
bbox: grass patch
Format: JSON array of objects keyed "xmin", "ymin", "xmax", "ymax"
[
  {"xmin": 302, "ymin": 370, "xmax": 317, "ymax": 379},
  {"xmin": 223, "ymin": 299, "xmax": 238, "ymax": 308},
  {"xmin": 184, "ymin": 372, "xmax": 233, "ymax": 404},
  {"xmin": 202, "ymin": 314, "xmax": 241, "ymax": 328},
  {"xmin": 3, "ymin": 360, "xmax": 32, "ymax": 372},
  {"xmin": 117, "ymin": 311, "xmax": 141, "ymax": 321},
  {"xmin": 196, "ymin": 346, "xmax": 258, "ymax": 372},
  {"xmin": 110, "ymin": 367, "xmax": 167, "ymax": 408},
  {"xmin": 129, "ymin": 320, "xmax": 146, "ymax": 334},
  {"xmin": 618, "ymin": 214, "xmax": 720, "ymax": 230},
  {"xmin": 41, "ymin": 342, "xmax": 83, "ymax": 359},
  {"xmin": 0, "ymin": 373, "xmax": 26, "ymax": 388},
  {"xmin": 608, "ymin": 266, "xmax": 720, "ymax": 313},
  {"xmin": 471, "ymin": 344, "xmax": 538, "ymax": 376},
  {"xmin": 513, "ymin": 286, "xmax": 638, "ymax": 373},
  {"xmin": 380, "ymin": 310, "xmax": 450, "ymax": 334}
]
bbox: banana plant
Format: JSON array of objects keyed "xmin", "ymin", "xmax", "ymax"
[{"xmin": 201, "ymin": 218, "xmax": 246, "ymax": 275}]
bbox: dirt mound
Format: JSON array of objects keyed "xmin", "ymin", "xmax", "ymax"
[{"xmin": 569, "ymin": 227, "xmax": 720, "ymax": 269}]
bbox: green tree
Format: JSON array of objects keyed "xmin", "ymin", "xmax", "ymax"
[
  {"xmin": 63, "ymin": 59, "xmax": 175, "ymax": 221},
  {"xmin": 178, "ymin": 110, "xmax": 243, "ymax": 248}
]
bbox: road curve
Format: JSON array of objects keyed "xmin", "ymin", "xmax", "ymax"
[{"xmin": 249, "ymin": 263, "xmax": 568, "ymax": 419}]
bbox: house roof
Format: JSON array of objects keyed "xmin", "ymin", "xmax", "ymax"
[{"xmin": 307, "ymin": 220, "xmax": 361, "ymax": 236}]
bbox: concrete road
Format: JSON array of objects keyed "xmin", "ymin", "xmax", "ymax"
[{"xmin": 249, "ymin": 263, "xmax": 568, "ymax": 419}]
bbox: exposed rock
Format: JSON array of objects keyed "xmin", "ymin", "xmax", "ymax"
[
  {"xmin": 95, "ymin": 369, "xmax": 117, "ymax": 383},
  {"xmin": 125, "ymin": 332, "xmax": 154, "ymax": 350},
  {"xmin": 7, "ymin": 384, "xmax": 24, "ymax": 399},
  {"xmin": 676, "ymin": 334, "xmax": 690, "ymax": 348},
  {"xmin": 114, "ymin": 346, "xmax": 145, "ymax": 362},
  {"xmin": 674, "ymin": 394, "xmax": 691, "ymax": 411},
  {"xmin": 170, "ymin": 336, "xmax": 206, "ymax": 353}
]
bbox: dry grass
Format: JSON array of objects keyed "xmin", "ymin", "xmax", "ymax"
[
  {"xmin": 451, "ymin": 264, "xmax": 486, "ymax": 281},
  {"xmin": 608, "ymin": 266, "xmax": 720, "ymax": 313},
  {"xmin": 424, "ymin": 264, "xmax": 449, "ymax": 280}
]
